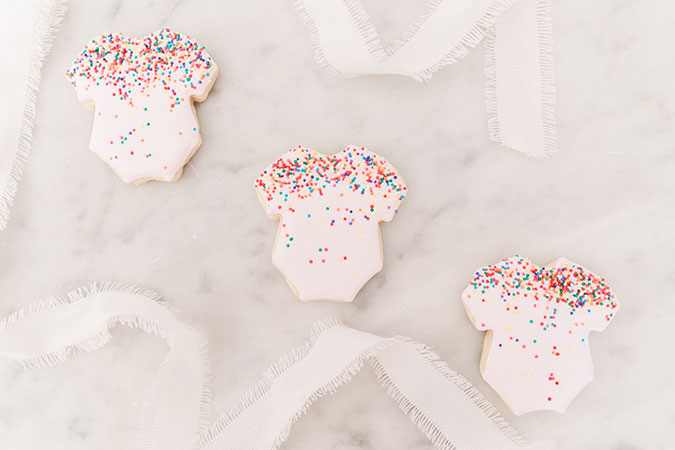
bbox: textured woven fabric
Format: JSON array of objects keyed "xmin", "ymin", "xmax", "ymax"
[
  {"xmin": 0, "ymin": 0, "xmax": 67, "ymax": 230},
  {"xmin": 296, "ymin": 0, "xmax": 556, "ymax": 159}
]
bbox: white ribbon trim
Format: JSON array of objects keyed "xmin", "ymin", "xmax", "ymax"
[
  {"xmin": 295, "ymin": 0, "xmax": 557, "ymax": 158},
  {"xmin": 0, "ymin": 0, "xmax": 68, "ymax": 230},
  {"xmin": 0, "ymin": 284, "xmax": 555, "ymax": 450}
]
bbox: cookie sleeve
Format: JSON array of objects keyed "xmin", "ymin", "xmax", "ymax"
[
  {"xmin": 185, "ymin": 48, "xmax": 217, "ymax": 100},
  {"xmin": 461, "ymin": 257, "xmax": 523, "ymax": 331},
  {"xmin": 255, "ymin": 169, "xmax": 283, "ymax": 217},
  {"xmin": 374, "ymin": 187, "xmax": 406, "ymax": 223},
  {"xmin": 565, "ymin": 263, "xmax": 619, "ymax": 333},
  {"xmin": 364, "ymin": 153, "xmax": 407, "ymax": 223},
  {"xmin": 583, "ymin": 296, "xmax": 619, "ymax": 332},
  {"xmin": 65, "ymin": 55, "xmax": 96, "ymax": 104},
  {"xmin": 462, "ymin": 284, "xmax": 498, "ymax": 331},
  {"xmin": 156, "ymin": 29, "xmax": 217, "ymax": 100}
]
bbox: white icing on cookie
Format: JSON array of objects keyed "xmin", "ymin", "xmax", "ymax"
[
  {"xmin": 462, "ymin": 256, "xmax": 619, "ymax": 415},
  {"xmin": 66, "ymin": 28, "xmax": 217, "ymax": 184},
  {"xmin": 255, "ymin": 146, "xmax": 407, "ymax": 302}
]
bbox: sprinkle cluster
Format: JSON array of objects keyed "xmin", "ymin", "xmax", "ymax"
[
  {"xmin": 469, "ymin": 256, "xmax": 617, "ymax": 331},
  {"xmin": 255, "ymin": 146, "xmax": 407, "ymax": 222},
  {"xmin": 66, "ymin": 28, "xmax": 215, "ymax": 109}
]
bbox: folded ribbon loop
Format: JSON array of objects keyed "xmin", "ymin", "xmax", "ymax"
[{"xmin": 296, "ymin": 0, "xmax": 557, "ymax": 158}]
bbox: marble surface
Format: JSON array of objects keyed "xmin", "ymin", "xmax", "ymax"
[{"xmin": 1, "ymin": 0, "xmax": 674, "ymax": 448}]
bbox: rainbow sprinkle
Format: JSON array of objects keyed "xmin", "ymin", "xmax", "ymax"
[
  {"xmin": 255, "ymin": 146, "xmax": 406, "ymax": 223},
  {"xmin": 469, "ymin": 256, "xmax": 618, "ymax": 330},
  {"xmin": 66, "ymin": 28, "xmax": 215, "ymax": 109}
]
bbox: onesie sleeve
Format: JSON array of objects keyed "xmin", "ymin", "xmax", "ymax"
[
  {"xmin": 184, "ymin": 45, "xmax": 217, "ymax": 100},
  {"xmin": 570, "ymin": 271, "xmax": 619, "ymax": 332},
  {"xmin": 463, "ymin": 288, "xmax": 496, "ymax": 331},
  {"xmin": 462, "ymin": 256, "xmax": 543, "ymax": 331},
  {"xmin": 147, "ymin": 29, "xmax": 217, "ymax": 100},
  {"xmin": 255, "ymin": 151, "xmax": 291, "ymax": 217},
  {"xmin": 65, "ymin": 42, "xmax": 99, "ymax": 104},
  {"xmin": 350, "ymin": 147, "xmax": 407, "ymax": 223},
  {"xmin": 547, "ymin": 258, "xmax": 619, "ymax": 333},
  {"xmin": 462, "ymin": 261, "xmax": 512, "ymax": 331}
]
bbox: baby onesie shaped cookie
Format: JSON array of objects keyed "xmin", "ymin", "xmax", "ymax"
[
  {"xmin": 66, "ymin": 28, "xmax": 217, "ymax": 184},
  {"xmin": 462, "ymin": 256, "xmax": 619, "ymax": 415},
  {"xmin": 255, "ymin": 146, "xmax": 407, "ymax": 302}
]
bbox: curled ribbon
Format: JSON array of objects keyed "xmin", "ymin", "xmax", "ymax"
[{"xmin": 296, "ymin": 0, "xmax": 557, "ymax": 158}]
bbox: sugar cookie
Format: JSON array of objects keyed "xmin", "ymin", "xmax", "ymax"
[
  {"xmin": 66, "ymin": 28, "xmax": 217, "ymax": 184},
  {"xmin": 462, "ymin": 255, "xmax": 619, "ymax": 415},
  {"xmin": 255, "ymin": 146, "xmax": 407, "ymax": 302}
]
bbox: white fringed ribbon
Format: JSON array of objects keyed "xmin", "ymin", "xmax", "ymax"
[
  {"xmin": 296, "ymin": 0, "xmax": 556, "ymax": 158},
  {"xmin": 0, "ymin": 284, "xmax": 555, "ymax": 450},
  {"xmin": 0, "ymin": 0, "xmax": 68, "ymax": 230}
]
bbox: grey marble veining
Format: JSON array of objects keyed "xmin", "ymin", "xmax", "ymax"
[{"xmin": 0, "ymin": 0, "xmax": 674, "ymax": 448}]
